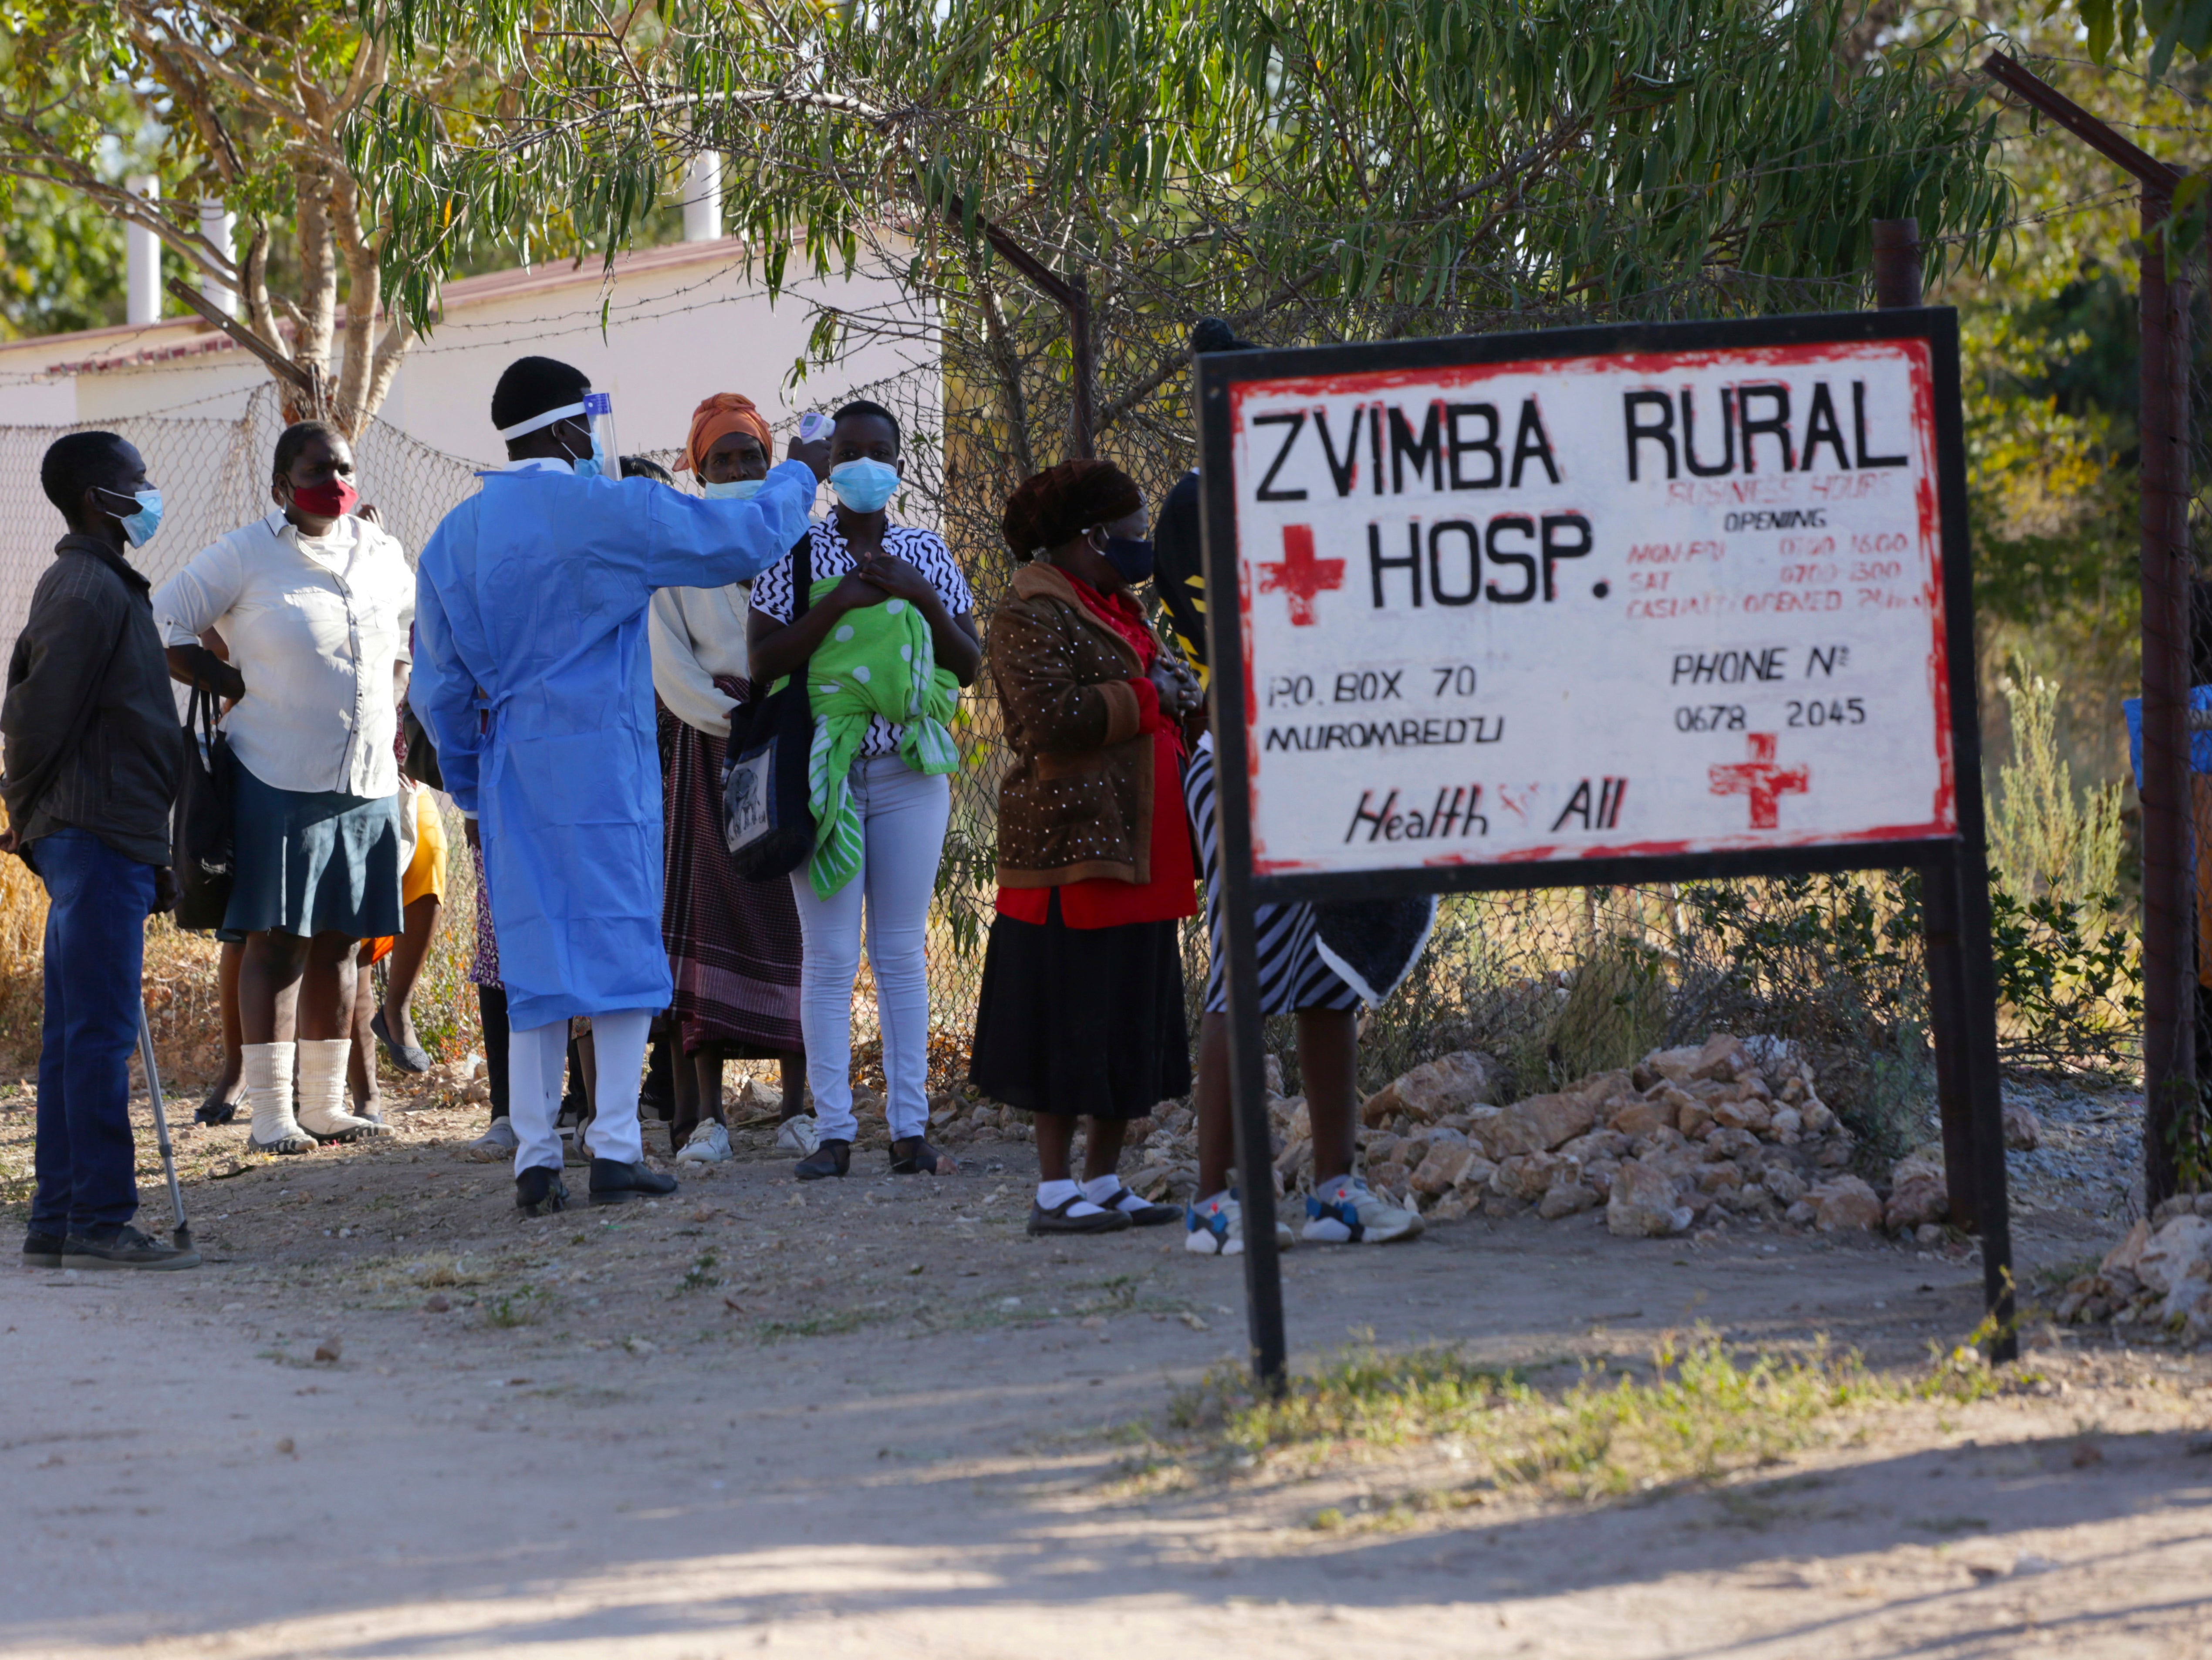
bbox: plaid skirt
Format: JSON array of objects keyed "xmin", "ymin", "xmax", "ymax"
[{"xmin": 661, "ymin": 697, "xmax": 805, "ymax": 1058}]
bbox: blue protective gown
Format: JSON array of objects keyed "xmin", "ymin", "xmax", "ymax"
[{"xmin": 412, "ymin": 459, "xmax": 816, "ymax": 1031}]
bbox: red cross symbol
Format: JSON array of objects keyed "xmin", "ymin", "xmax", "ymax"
[
  {"xmin": 1258, "ymin": 524, "xmax": 1344, "ymax": 627},
  {"xmin": 1709, "ymin": 732, "xmax": 1810, "ymax": 830}
]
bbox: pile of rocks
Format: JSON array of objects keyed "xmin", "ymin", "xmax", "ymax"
[
  {"xmin": 1092, "ymin": 1034, "xmax": 1888, "ymax": 1237},
  {"xmin": 2049, "ymin": 1196, "xmax": 2212, "ymax": 1339},
  {"xmin": 402, "ymin": 1055, "xmax": 490, "ymax": 1112},
  {"xmin": 1346, "ymin": 1034, "xmax": 1869, "ymax": 1236},
  {"xmin": 948, "ymin": 1031, "xmax": 2051, "ymax": 1248}
]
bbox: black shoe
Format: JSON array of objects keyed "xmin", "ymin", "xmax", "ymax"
[
  {"xmin": 795, "ymin": 1137, "xmax": 851, "ymax": 1181},
  {"xmin": 1089, "ymin": 1184, "xmax": 1182, "ymax": 1227},
  {"xmin": 589, "ymin": 1158, "xmax": 679, "ymax": 1206},
  {"xmin": 195, "ymin": 1082, "xmax": 241, "ymax": 1126},
  {"xmin": 516, "ymin": 1166, "xmax": 569, "ymax": 1216},
  {"xmin": 889, "ymin": 1136, "xmax": 953, "ymax": 1175},
  {"xmin": 21, "ymin": 1231, "xmax": 64, "ymax": 1268},
  {"xmin": 62, "ymin": 1225, "xmax": 200, "ymax": 1271},
  {"xmin": 371, "ymin": 1009, "xmax": 432, "ymax": 1074},
  {"xmin": 1027, "ymin": 1197, "xmax": 1133, "ymax": 1236}
]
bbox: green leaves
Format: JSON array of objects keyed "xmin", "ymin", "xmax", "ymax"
[
  {"xmin": 2064, "ymin": 0, "xmax": 2212, "ymax": 74},
  {"xmin": 338, "ymin": 0, "xmax": 2007, "ymax": 467}
]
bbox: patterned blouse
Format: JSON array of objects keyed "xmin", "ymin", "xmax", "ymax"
[{"xmin": 748, "ymin": 517, "xmax": 973, "ymax": 761}]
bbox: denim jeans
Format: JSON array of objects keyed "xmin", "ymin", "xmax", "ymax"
[{"xmin": 30, "ymin": 829, "xmax": 155, "ymax": 1239}]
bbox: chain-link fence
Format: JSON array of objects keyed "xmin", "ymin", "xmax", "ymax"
[{"xmin": 0, "ymin": 356, "xmax": 2141, "ymax": 1156}]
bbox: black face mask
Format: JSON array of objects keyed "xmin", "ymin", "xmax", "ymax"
[{"xmin": 1099, "ymin": 534, "xmax": 1155, "ymax": 584}]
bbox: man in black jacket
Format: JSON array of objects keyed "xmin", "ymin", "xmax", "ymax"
[{"xmin": 2, "ymin": 430, "xmax": 193, "ymax": 1270}]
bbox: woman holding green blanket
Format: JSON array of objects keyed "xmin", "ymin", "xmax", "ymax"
[{"xmin": 747, "ymin": 400, "xmax": 980, "ymax": 1180}]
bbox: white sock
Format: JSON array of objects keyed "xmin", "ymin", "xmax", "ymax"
[
  {"xmin": 244, "ymin": 1042, "xmax": 301, "ymax": 1144},
  {"xmin": 1037, "ymin": 1179, "xmax": 1105, "ymax": 1217},
  {"xmin": 1081, "ymin": 1174, "xmax": 1130, "ymax": 1209},
  {"xmin": 294, "ymin": 1039, "xmax": 368, "ymax": 1134},
  {"xmin": 1317, "ymin": 1173, "xmax": 1357, "ymax": 1200},
  {"xmin": 1195, "ymin": 1188, "xmax": 1235, "ymax": 1213}
]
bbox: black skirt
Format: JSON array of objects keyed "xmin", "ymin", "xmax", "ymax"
[{"xmin": 967, "ymin": 894, "xmax": 1191, "ymax": 1118}]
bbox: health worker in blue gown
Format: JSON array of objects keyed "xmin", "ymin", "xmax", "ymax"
[{"xmin": 412, "ymin": 355, "xmax": 833, "ymax": 1217}]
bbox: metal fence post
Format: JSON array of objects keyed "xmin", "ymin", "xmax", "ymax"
[
  {"xmin": 1872, "ymin": 217, "xmax": 1982, "ymax": 1231},
  {"xmin": 1982, "ymin": 53, "xmax": 2197, "ymax": 1206},
  {"xmin": 2141, "ymin": 191, "xmax": 2199, "ymax": 1200}
]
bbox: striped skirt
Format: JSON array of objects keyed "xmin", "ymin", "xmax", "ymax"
[
  {"xmin": 660, "ymin": 698, "xmax": 806, "ymax": 1058},
  {"xmin": 1182, "ymin": 733, "xmax": 1360, "ymax": 1017}
]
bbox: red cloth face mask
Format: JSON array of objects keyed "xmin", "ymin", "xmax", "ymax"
[{"xmin": 291, "ymin": 477, "xmax": 359, "ymax": 519}]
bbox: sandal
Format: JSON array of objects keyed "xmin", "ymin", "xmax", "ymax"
[
  {"xmin": 196, "ymin": 1082, "xmax": 241, "ymax": 1126},
  {"xmin": 371, "ymin": 1010, "xmax": 432, "ymax": 1074},
  {"xmin": 889, "ymin": 1136, "xmax": 953, "ymax": 1175},
  {"xmin": 1092, "ymin": 1184, "xmax": 1182, "ymax": 1227},
  {"xmin": 247, "ymin": 1128, "xmax": 316, "ymax": 1156},
  {"xmin": 1027, "ymin": 1196, "xmax": 1131, "ymax": 1236}
]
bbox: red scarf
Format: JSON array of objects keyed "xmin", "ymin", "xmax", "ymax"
[{"xmin": 1063, "ymin": 572, "xmax": 1154, "ymax": 666}]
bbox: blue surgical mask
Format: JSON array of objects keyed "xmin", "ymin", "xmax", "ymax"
[
  {"xmin": 571, "ymin": 431, "xmax": 608, "ymax": 482},
  {"xmin": 100, "ymin": 485, "xmax": 164, "ymax": 548},
  {"xmin": 704, "ymin": 477, "xmax": 766, "ymax": 501},
  {"xmin": 828, "ymin": 458, "xmax": 900, "ymax": 514}
]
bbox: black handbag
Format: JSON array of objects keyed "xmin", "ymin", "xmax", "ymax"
[
  {"xmin": 721, "ymin": 533, "xmax": 817, "ymax": 881},
  {"xmin": 172, "ymin": 684, "xmax": 235, "ymax": 931},
  {"xmin": 401, "ymin": 701, "xmax": 443, "ymax": 791}
]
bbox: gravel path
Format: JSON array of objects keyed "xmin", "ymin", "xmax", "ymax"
[{"xmin": 3, "ymin": 1076, "xmax": 2207, "ymax": 1657}]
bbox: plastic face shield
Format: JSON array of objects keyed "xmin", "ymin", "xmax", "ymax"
[
  {"xmin": 496, "ymin": 391, "xmax": 618, "ymax": 477},
  {"xmin": 581, "ymin": 392, "xmax": 618, "ymax": 469}
]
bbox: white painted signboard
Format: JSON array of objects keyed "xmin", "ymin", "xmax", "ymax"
[
  {"xmin": 1210, "ymin": 331, "xmax": 1959, "ymax": 881},
  {"xmin": 1195, "ymin": 313, "xmax": 2008, "ymax": 1396}
]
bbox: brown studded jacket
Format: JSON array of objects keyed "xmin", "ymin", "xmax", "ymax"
[{"xmin": 988, "ymin": 561, "xmax": 1158, "ymax": 888}]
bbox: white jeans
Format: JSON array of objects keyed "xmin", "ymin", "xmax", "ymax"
[
  {"xmin": 509, "ymin": 1008, "xmax": 651, "ymax": 1175},
  {"xmin": 789, "ymin": 755, "xmax": 950, "ymax": 1144}
]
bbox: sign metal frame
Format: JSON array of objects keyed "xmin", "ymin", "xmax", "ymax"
[{"xmin": 1196, "ymin": 308, "xmax": 2015, "ymax": 1385}]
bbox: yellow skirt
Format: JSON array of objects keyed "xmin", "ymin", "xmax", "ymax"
[{"xmin": 367, "ymin": 791, "xmax": 449, "ymax": 964}]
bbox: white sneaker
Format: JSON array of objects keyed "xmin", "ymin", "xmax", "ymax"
[
  {"xmin": 1184, "ymin": 1190, "xmax": 1295, "ymax": 1257},
  {"xmin": 1303, "ymin": 1175, "xmax": 1424, "ymax": 1244},
  {"xmin": 676, "ymin": 1121, "xmax": 732, "ymax": 1164},
  {"xmin": 774, "ymin": 1114, "xmax": 821, "ymax": 1156},
  {"xmin": 467, "ymin": 1118, "xmax": 518, "ymax": 1162}
]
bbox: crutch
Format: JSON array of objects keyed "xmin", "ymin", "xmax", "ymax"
[{"xmin": 134, "ymin": 1005, "xmax": 192, "ymax": 1251}]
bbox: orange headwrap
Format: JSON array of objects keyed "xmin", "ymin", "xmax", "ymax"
[{"xmin": 678, "ymin": 392, "xmax": 775, "ymax": 474}]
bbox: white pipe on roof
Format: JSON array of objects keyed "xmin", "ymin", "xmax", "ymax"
[
  {"xmin": 125, "ymin": 175, "xmax": 161, "ymax": 326},
  {"xmin": 199, "ymin": 201, "xmax": 237, "ymax": 319},
  {"xmin": 682, "ymin": 153, "xmax": 722, "ymax": 243}
]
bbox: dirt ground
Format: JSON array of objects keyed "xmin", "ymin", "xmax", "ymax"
[{"xmin": 4, "ymin": 1080, "xmax": 2211, "ymax": 1659}]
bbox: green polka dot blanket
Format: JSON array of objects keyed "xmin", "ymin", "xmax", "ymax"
[{"xmin": 802, "ymin": 580, "xmax": 960, "ymax": 898}]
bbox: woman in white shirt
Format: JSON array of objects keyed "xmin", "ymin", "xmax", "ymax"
[
  {"xmin": 650, "ymin": 395, "xmax": 809, "ymax": 1164},
  {"xmin": 152, "ymin": 422, "xmax": 413, "ymax": 1156}
]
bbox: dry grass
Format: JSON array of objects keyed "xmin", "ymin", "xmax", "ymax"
[{"xmin": 0, "ymin": 798, "xmax": 487, "ymax": 1082}]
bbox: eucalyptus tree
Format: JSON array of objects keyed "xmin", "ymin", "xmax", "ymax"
[
  {"xmin": 354, "ymin": 0, "xmax": 2009, "ymax": 473},
  {"xmin": 0, "ymin": 1, "xmax": 503, "ymax": 431}
]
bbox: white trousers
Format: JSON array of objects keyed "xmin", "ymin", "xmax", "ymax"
[
  {"xmin": 510, "ymin": 1008, "xmax": 651, "ymax": 1176},
  {"xmin": 789, "ymin": 755, "xmax": 950, "ymax": 1144}
]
